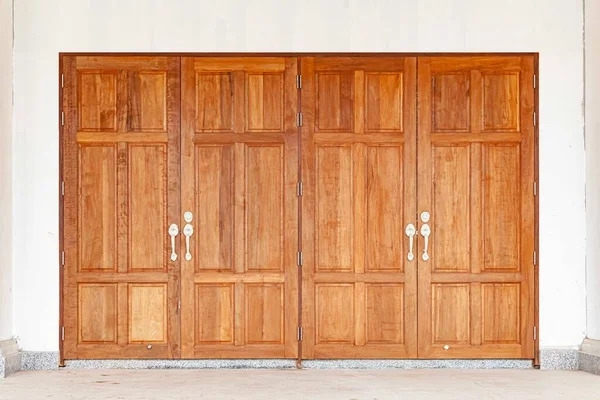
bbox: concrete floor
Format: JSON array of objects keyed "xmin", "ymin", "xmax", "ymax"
[{"xmin": 0, "ymin": 369, "xmax": 599, "ymax": 399}]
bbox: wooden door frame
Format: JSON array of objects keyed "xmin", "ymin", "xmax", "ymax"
[{"xmin": 58, "ymin": 52, "xmax": 539, "ymax": 366}]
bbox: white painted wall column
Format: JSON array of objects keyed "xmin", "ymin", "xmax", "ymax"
[
  {"xmin": 585, "ymin": 0, "xmax": 600, "ymax": 346},
  {"xmin": 0, "ymin": 0, "xmax": 14, "ymax": 342}
]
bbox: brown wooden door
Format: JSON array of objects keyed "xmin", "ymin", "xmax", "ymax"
[
  {"xmin": 180, "ymin": 57, "xmax": 299, "ymax": 358},
  {"xmin": 301, "ymin": 57, "xmax": 418, "ymax": 358},
  {"xmin": 62, "ymin": 56, "xmax": 181, "ymax": 358},
  {"xmin": 416, "ymin": 56, "xmax": 535, "ymax": 358}
]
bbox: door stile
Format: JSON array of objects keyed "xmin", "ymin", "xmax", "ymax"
[{"xmin": 167, "ymin": 57, "xmax": 182, "ymax": 358}]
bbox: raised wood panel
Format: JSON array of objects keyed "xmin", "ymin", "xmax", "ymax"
[
  {"xmin": 78, "ymin": 283, "xmax": 117, "ymax": 343},
  {"xmin": 79, "ymin": 145, "xmax": 117, "ymax": 271},
  {"xmin": 365, "ymin": 284, "xmax": 404, "ymax": 344},
  {"xmin": 129, "ymin": 145, "xmax": 167, "ymax": 271},
  {"xmin": 483, "ymin": 73, "xmax": 520, "ymax": 132},
  {"xmin": 129, "ymin": 71, "xmax": 167, "ymax": 132},
  {"xmin": 365, "ymin": 73, "xmax": 403, "ymax": 132},
  {"xmin": 79, "ymin": 71, "xmax": 117, "ymax": 131},
  {"xmin": 316, "ymin": 284, "xmax": 354, "ymax": 344},
  {"xmin": 316, "ymin": 145, "xmax": 353, "ymax": 271},
  {"xmin": 366, "ymin": 145, "xmax": 403, "ymax": 272},
  {"xmin": 483, "ymin": 144, "xmax": 520, "ymax": 271},
  {"xmin": 432, "ymin": 145, "xmax": 470, "ymax": 272},
  {"xmin": 316, "ymin": 72, "xmax": 354, "ymax": 132},
  {"xmin": 195, "ymin": 284, "xmax": 234, "ymax": 344},
  {"xmin": 246, "ymin": 73, "xmax": 284, "ymax": 132},
  {"xmin": 431, "ymin": 284, "xmax": 470, "ymax": 344},
  {"xmin": 129, "ymin": 284, "xmax": 167, "ymax": 343},
  {"xmin": 245, "ymin": 284, "xmax": 284, "ymax": 344},
  {"xmin": 195, "ymin": 145, "xmax": 234, "ymax": 271},
  {"xmin": 246, "ymin": 145, "xmax": 284, "ymax": 272},
  {"xmin": 195, "ymin": 73, "xmax": 233, "ymax": 132},
  {"xmin": 482, "ymin": 283, "xmax": 520, "ymax": 344},
  {"xmin": 432, "ymin": 73, "xmax": 470, "ymax": 132}
]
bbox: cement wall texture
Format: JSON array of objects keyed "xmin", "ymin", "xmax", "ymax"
[
  {"xmin": 8, "ymin": 0, "xmax": 587, "ymax": 352},
  {"xmin": 0, "ymin": 0, "xmax": 14, "ymax": 342}
]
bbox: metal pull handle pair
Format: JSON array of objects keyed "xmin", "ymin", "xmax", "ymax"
[
  {"xmin": 168, "ymin": 212, "xmax": 194, "ymax": 261},
  {"xmin": 405, "ymin": 212, "xmax": 431, "ymax": 262}
]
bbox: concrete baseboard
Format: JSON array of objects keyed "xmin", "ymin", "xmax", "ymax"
[
  {"xmin": 4, "ymin": 347, "xmax": 597, "ymax": 373},
  {"xmin": 539, "ymin": 348, "xmax": 579, "ymax": 370},
  {"xmin": 579, "ymin": 339, "xmax": 600, "ymax": 375},
  {"xmin": 302, "ymin": 359, "xmax": 533, "ymax": 369},
  {"xmin": 0, "ymin": 339, "xmax": 22, "ymax": 378},
  {"xmin": 65, "ymin": 359, "xmax": 296, "ymax": 369},
  {"xmin": 63, "ymin": 359, "xmax": 533, "ymax": 369},
  {"xmin": 20, "ymin": 351, "xmax": 59, "ymax": 371}
]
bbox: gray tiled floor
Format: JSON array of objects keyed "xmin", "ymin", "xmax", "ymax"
[{"xmin": 0, "ymin": 369, "xmax": 599, "ymax": 399}]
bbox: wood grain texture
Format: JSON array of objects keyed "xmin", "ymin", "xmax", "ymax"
[
  {"xmin": 128, "ymin": 145, "xmax": 167, "ymax": 271},
  {"xmin": 180, "ymin": 57, "xmax": 298, "ymax": 358},
  {"xmin": 78, "ymin": 145, "xmax": 117, "ymax": 271},
  {"xmin": 128, "ymin": 284, "xmax": 167, "ymax": 343},
  {"xmin": 78, "ymin": 283, "xmax": 118, "ymax": 343},
  {"xmin": 63, "ymin": 56, "xmax": 180, "ymax": 360},
  {"xmin": 62, "ymin": 54, "xmax": 537, "ymax": 362},
  {"xmin": 417, "ymin": 56, "xmax": 535, "ymax": 359},
  {"xmin": 302, "ymin": 56, "xmax": 417, "ymax": 359}
]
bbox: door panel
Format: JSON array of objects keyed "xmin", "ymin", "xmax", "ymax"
[
  {"xmin": 180, "ymin": 57, "xmax": 298, "ymax": 358},
  {"xmin": 62, "ymin": 54, "xmax": 536, "ymax": 362},
  {"xmin": 302, "ymin": 57, "xmax": 418, "ymax": 359},
  {"xmin": 417, "ymin": 56, "xmax": 535, "ymax": 358},
  {"xmin": 63, "ymin": 56, "xmax": 180, "ymax": 359}
]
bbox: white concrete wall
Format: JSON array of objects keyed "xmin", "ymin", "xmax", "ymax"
[
  {"xmin": 0, "ymin": 0, "xmax": 13, "ymax": 342},
  {"xmin": 12, "ymin": 0, "xmax": 586, "ymax": 351},
  {"xmin": 586, "ymin": 0, "xmax": 600, "ymax": 341}
]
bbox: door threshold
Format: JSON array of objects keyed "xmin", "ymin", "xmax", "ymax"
[{"xmin": 62, "ymin": 359, "xmax": 533, "ymax": 370}]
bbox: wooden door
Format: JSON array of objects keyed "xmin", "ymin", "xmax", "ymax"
[
  {"xmin": 62, "ymin": 56, "xmax": 181, "ymax": 359},
  {"xmin": 302, "ymin": 57, "xmax": 418, "ymax": 358},
  {"xmin": 180, "ymin": 57, "xmax": 299, "ymax": 358},
  {"xmin": 416, "ymin": 56, "xmax": 535, "ymax": 358}
]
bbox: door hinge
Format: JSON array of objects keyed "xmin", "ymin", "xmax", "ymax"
[
  {"xmin": 61, "ymin": 74, "xmax": 64, "ymax": 88},
  {"xmin": 296, "ymin": 112, "xmax": 303, "ymax": 127},
  {"xmin": 533, "ymin": 251, "xmax": 537, "ymax": 266},
  {"xmin": 61, "ymin": 326, "xmax": 65, "ymax": 341},
  {"xmin": 533, "ymin": 111, "xmax": 536, "ymax": 127},
  {"xmin": 61, "ymin": 251, "xmax": 65, "ymax": 266},
  {"xmin": 533, "ymin": 74, "xmax": 536, "ymax": 89},
  {"xmin": 296, "ymin": 74, "xmax": 302, "ymax": 89},
  {"xmin": 297, "ymin": 251, "xmax": 303, "ymax": 267},
  {"xmin": 61, "ymin": 181, "xmax": 65, "ymax": 196},
  {"xmin": 297, "ymin": 327, "xmax": 303, "ymax": 341},
  {"xmin": 296, "ymin": 182, "xmax": 303, "ymax": 197},
  {"xmin": 178, "ymin": 299, "xmax": 181, "ymax": 310},
  {"xmin": 61, "ymin": 111, "xmax": 65, "ymax": 126},
  {"xmin": 533, "ymin": 326, "xmax": 537, "ymax": 341},
  {"xmin": 533, "ymin": 181, "xmax": 537, "ymax": 196}
]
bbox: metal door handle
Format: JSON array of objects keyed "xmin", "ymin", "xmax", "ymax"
[
  {"xmin": 183, "ymin": 223, "xmax": 194, "ymax": 261},
  {"xmin": 405, "ymin": 223, "xmax": 416, "ymax": 261},
  {"xmin": 420, "ymin": 224, "xmax": 431, "ymax": 261},
  {"xmin": 168, "ymin": 224, "xmax": 179, "ymax": 261}
]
